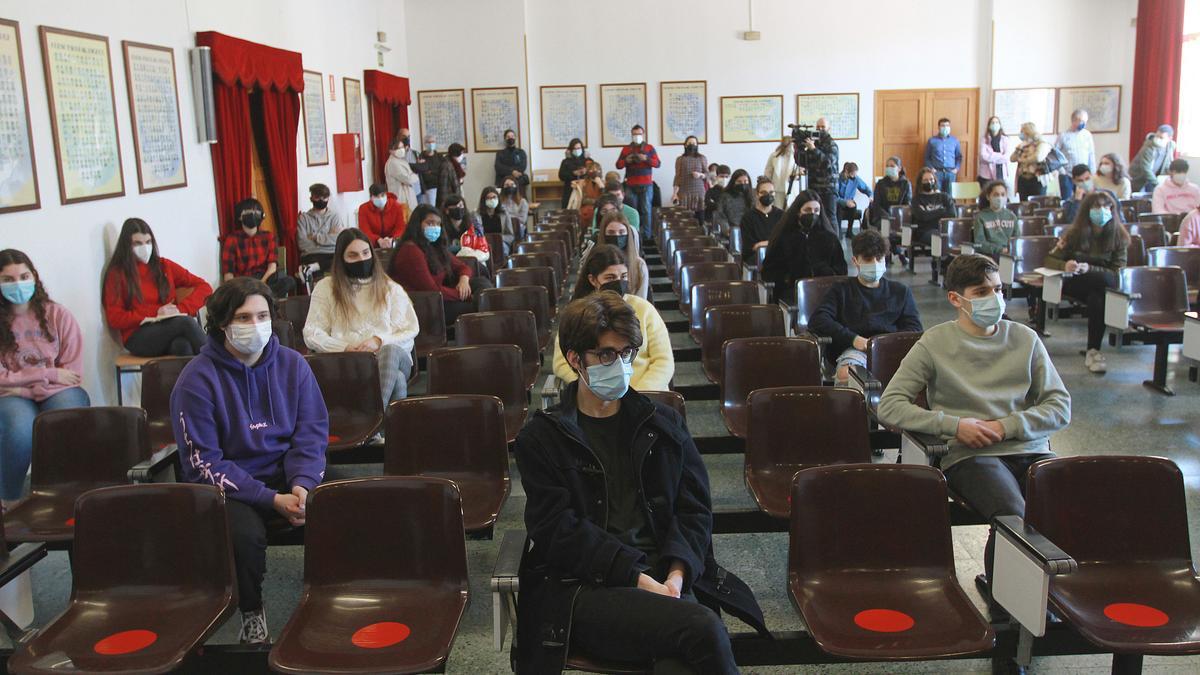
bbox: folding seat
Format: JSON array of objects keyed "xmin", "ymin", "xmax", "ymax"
[
  {"xmin": 688, "ymin": 280, "xmax": 763, "ymax": 344},
  {"xmin": 997, "ymin": 236, "xmax": 1057, "ymax": 307},
  {"xmin": 930, "ymin": 217, "xmax": 974, "ymax": 285},
  {"xmin": 1104, "ymin": 266, "xmax": 1190, "ymax": 394},
  {"xmin": 1015, "ymin": 216, "xmax": 1048, "ymax": 237},
  {"xmin": 1029, "ymin": 195, "xmax": 1061, "ymax": 208},
  {"xmin": 428, "ymin": 345, "xmax": 527, "ymax": 443},
  {"xmin": 269, "ymin": 477, "xmax": 469, "ymax": 674},
  {"xmin": 497, "ymin": 267, "xmax": 559, "ymax": 318},
  {"xmin": 408, "ymin": 290, "xmax": 448, "ymax": 358},
  {"xmin": 478, "ymin": 286, "xmax": 552, "ymax": 350},
  {"xmin": 507, "ymin": 251, "xmax": 559, "ymax": 273},
  {"xmin": 677, "ymin": 261, "xmax": 740, "ymax": 317},
  {"xmin": 1147, "ymin": 246, "xmax": 1200, "ymax": 301},
  {"xmin": 719, "ymin": 336, "xmax": 821, "ymax": 438},
  {"xmin": 305, "ymin": 352, "xmax": 384, "ymax": 452},
  {"xmin": 279, "ymin": 295, "xmax": 311, "ymax": 355},
  {"xmin": 846, "ymin": 331, "xmax": 924, "ymax": 414},
  {"xmin": 485, "ymin": 233, "xmax": 506, "ymax": 273},
  {"xmin": 700, "ymin": 304, "xmax": 786, "ymax": 384},
  {"xmin": 641, "ymin": 390, "xmax": 686, "ymax": 421},
  {"xmin": 791, "ymin": 276, "xmax": 845, "ymax": 337},
  {"xmin": 515, "ymin": 241, "xmax": 568, "ymax": 291},
  {"xmin": 1129, "ymin": 222, "xmax": 1167, "ymax": 249},
  {"xmin": 665, "ymin": 236, "xmax": 718, "ymax": 269},
  {"xmin": 455, "ymin": 310, "xmax": 541, "ymax": 390},
  {"xmin": 140, "ymin": 356, "xmax": 192, "ymax": 450},
  {"xmin": 10, "ymin": 484, "xmax": 236, "ymax": 673},
  {"xmin": 671, "ymin": 247, "xmax": 729, "ymax": 292},
  {"xmin": 1126, "ymin": 234, "xmax": 1147, "ymax": 267}
]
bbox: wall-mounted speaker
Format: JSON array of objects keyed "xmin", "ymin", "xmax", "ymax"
[{"xmin": 189, "ymin": 47, "xmax": 217, "ymax": 144}]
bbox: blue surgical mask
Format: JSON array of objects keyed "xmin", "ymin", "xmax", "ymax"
[
  {"xmin": 884, "ymin": 166, "xmax": 899, "ymax": 179},
  {"xmin": 939, "ymin": 126, "xmax": 950, "ymax": 137},
  {"xmin": 989, "ymin": 196, "xmax": 1007, "ymax": 211},
  {"xmin": 1089, "ymin": 207, "xmax": 1111, "ymax": 226},
  {"xmin": 371, "ymin": 196, "xmax": 386, "ymax": 209},
  {"xmin": 857, "ymin": 260, "xmax": 886, "ymax": 284},
  {"xmin": 0, "ymin": 280, "xmax": 35, "ymax": 305},
  {"xmin": 423, "ymin": 225, "xmax": 442, "ymax": 242},
  {"xmin": 1077, "ymin": 121, "xmax": 1086, "ymax": 131},
  {"xmin": 959, "ymin": 291, "xmax": 1005, "ymax": 329},
  {"xmin": 583, "ymin": 358, "xmax": 633, "ymax": 401}
]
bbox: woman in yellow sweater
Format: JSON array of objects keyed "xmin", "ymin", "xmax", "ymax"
[{"xmin": 553, "ymin": 245, "xmax": 674, "ymax": 391}]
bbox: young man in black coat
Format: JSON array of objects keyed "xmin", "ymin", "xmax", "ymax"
[{"xmin": 514, "ymin": 292, "xmax": 764, "ymax": 674}]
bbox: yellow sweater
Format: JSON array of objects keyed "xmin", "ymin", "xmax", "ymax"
[{"xmin": 552, "ymin": 293, "xmax": 675, "ymax": 391}]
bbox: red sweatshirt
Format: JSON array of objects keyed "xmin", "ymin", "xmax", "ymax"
[
  {"xmin": 103, "ymin": 258, "xmax": 212, "ymax": 343},
  {"xmin": 357, "ymin": 193, "xmax": 409, "ymax": 246},
  {"xmin": 387, "ymin": 242, "xmax": 472, "ymax": 303}
]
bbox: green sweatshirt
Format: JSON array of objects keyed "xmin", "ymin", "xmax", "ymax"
[
  {"xmin": 877, "ymin": 319, "xmax": 1071, "ymax": 469},
  {"xmin": 972, "ymin": 208, "xmax": 1017, "ymax": 255}
]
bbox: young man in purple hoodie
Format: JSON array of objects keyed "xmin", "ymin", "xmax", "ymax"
[{"xmin": 170, "ymin": 277, "xmax": 328, "ymax": 644}]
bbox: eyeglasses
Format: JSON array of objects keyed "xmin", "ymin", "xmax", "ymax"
[{"xmin": 586, "ymin": 346, "xmax": 638, "ymax": 366}]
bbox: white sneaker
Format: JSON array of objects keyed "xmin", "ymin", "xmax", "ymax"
[
  {"xmin": 239, "ymin": 608, "xmax": 269, "ymax": 644},
  {"xmin": 1085, "ymin": 349, "xmax": 1107, "ymax": 374}
]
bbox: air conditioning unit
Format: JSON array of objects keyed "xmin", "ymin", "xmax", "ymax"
[{"xmin": 189, "ymin": 47, "xmax": 217, "ymax": 144}]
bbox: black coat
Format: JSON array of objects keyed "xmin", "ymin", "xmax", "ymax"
[
  {"xmin": 513, "ymin": 384, "xmax": 767, "ymax": 674},
  {"xmin": 761, "ymin": 220, "xmax": 848, "ymax": 302}
]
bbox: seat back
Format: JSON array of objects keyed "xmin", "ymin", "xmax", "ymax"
[
  {"xmin": 1126, "ymin": 234, "xmax": 1146, "ymax": 267},
  {"xmin": 666, "ymin": 236, "xmax": 718, "ymax": 266},
  {"xmin": 747, "ymin": 386, "xmax": 871, "ymax": 472},
  {"xmin": 1008, "ymin": 236, "xmax": 1059, "ymax": 278},
  {"xmin": 660, "ymin": 226, "xmax": 706, "ymax": 252},
  {"xmin": 864, "ymin": 331, "xmax": 923, "ymax": 388},
  {"xmin": 678, "ymin": 262, "xmax": 741, "ymax": 309},
  {"xmin": 305, "ymin": 352, "xmax": 384, "ymax": 432},
  {"xmin": 1025, "ymin": 456, "xmax": 1191, "ymax": 566},
  {"xmin": 141, "ymin": 356, "xmax": 192, "ymax": 449},
  {"xmin": 1119, "ymin": 266, "xmax": 1189, "ymax": 316},
  {"xmin": 73, "ymin": 483, "xmax": 235, "ymax": 597},
  {"xmin": 794, "ymin": 277, "xmax": 847, "ymax": 333},
  {"xmin": 497, "ymin": 267, "xmax": 559, "ymax": 315},
  {"xmin": 408, "ymin": 291, "xmax": 448, "ymax": 356},
  {"xmin": 1129, "ymin": 223, "xmax": 1167, "ymax": 249},
  {"xmin": 641, "ymin": 391, "xmax": 686, "ymax": 420},
  {"xmin": 672, "ymin": 247, "xmax": 730, "ymax": 286},
  {"xmin": 31, "ymin": 407, "xmax": 150, "ymax": 489},
  {"xmin": 478, "ymin": 286, "xmax": 551, "ymax": 344},
  {"xmin": 939, "ymin": 217, "xmax": 974, "ymax": 249},
  {"xmin": 1121, "ymin": 198, "xmax": 1152, "ymax": 215},
  {"xmin": 384, "ymin": 395, "xmax": 508, "ymax": 480},
  {"xmin": 517, "ymin": 239, "xmax": 568, "ymax": 266},
  {"xmin": 728, "ymin": 227, "xmax": 744, "ymax": 258},
  {"xmin": 1029, "ymin": 195, "xmax": 1061, "ymax": 208},
  {"xmin": 1032, "ymin": 207, "xmax": 1060, "ymax": 223},
  {"xmin": 1010, "ymin": 200, "xmax": 1035, "ymax": 216},
  {"xmin": 790, "ymin": 464, "xmax": 954, "ymax": 576},
  {"xmin": 304, "ymin": 477, "xmax": 468, "ymax": 588},
  {"xmin": 485, "ymin": 233, "xmax": 506, "ymax": 273},
  {"xmin": 427, "ymin": 345, "xmax": 526, "ymax": 426},
  {"xmin": 455, "ymin": 310, "xmax": 540, "ymax": 374},
  {"xmin": 280, "ymin": 295, "xmax": 311, "ymax": 340},
  {"xmin": 701, "ymin": 304, "xmax": 786, "ymax": 375},
  {"xmin": 1148, "ymin": 246, "xmax": 1200, "ymax": 290},
  {"xmin": 507, "ymin": 251, "xmax": 559, "ymax": 274},
  {"xmin": 721, "ymin": 337, "xmax": 821, "ymax": 411},
  {"xmin": 689, "ymin": 281, "xmax": 765, "ymax": 336},
  {"xmin": 1159, "ymin": 212, "xmax": 1184, "ymax": 234},
  {"xmin": 1015, "ymin": 216, "xmax": 1048, "ymax": 237},
  {"xmin": 888, "ymin": 205, "xmax": 910, "ymax": 227}
]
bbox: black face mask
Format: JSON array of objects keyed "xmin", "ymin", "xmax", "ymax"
[
  {"xmin": 400, "ymin": 136, "xmax": 410, "ymax": 146},
  {"xmin": 758, "ymin": 193, "xmax": 775, "ymax": 207},
  {"xmin": 505, "ymin": 138, "xmax": 516, "ymax": 147},
  {"xmin": 799, "ymin": 213, "xmax": 817, "ymax": 229},
  {"xmin": 922, "ymin": 182, "xmax": 937, "ymax": 192},
  {"xmin": 604, "ymin": 234, "xmax": 629, "ymax": 249},
  {"xmin": 599, "ymin": 279, "xmax": 629, "ymax": 296},
  {"xmin": 447, "ymin": 207, "xmax": 465, "ymax": 220},
  {"xmin": 240, "ymin": 212, "xmax": 263, "ymax": 230},
  {"xmin": 732, "ymin": 183, "xmax": 748, "ymax": 193},
  {"xmin": 311, "ymin": 199, "xmax": 328, "ymax": 210},
  {"xmin": 502, "ymin": 186, "xmax": 517, "ymax": 196},
  {"xmin": 344, "ymin": 258, "xmax": 374, "ymax": 280},
  {"xmin": 685, "ymin": 144, "xmax": 698, "ymax": 155}
]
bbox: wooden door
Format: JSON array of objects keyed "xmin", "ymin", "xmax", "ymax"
[
  {"xmin": 929, "ymin": 89, "xmax": 977, "ymax": 185},
  {"xmin": 874, "ymin": 88, "xmax": 979, "ymax": 185}
]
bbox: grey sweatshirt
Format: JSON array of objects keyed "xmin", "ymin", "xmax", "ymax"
[
  {"xmin": 296, "ymin": 209, "xmax": 344, "ymax": 256},
  {"xmin": 877, "ymin": 319, "xmax": 1071, "ymax": 469}
]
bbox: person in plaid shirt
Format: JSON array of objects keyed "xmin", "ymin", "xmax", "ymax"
[{"xmin": 221, "ymin": 198, "xmax": 296, "ymax": 298}]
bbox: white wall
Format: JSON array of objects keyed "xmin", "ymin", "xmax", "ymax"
[{"xmin": 0, "ymin": 0, "xmax": 408, "ymax": 405}]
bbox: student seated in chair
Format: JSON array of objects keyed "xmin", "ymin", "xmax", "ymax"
[
  {"xmin": 760, "ymin": 189, "xmax": 847, "ymax": 303},
  {"xmin": 171, "ymin": 277, "xmax": 328, "ymax": 645},
  {"xmin": 221, "ymin": 198, "xmax": 296, "ymax": 299},
  {"xmin": 972, "ymin": 180, "xmax": 1018, "ymax": 257},
  {"xmin": 810, "ymin": 230, "xmax": 922, "ymax": 384},
  {"xmin": 878, "ymin": 254, "xmax": 1070, "ymax": 602},
  {"xmin": 516, "ymin": 292, "xmax": 763, "ymax": 674}
]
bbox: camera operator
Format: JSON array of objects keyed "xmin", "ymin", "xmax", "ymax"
[{"xmin": 794, "ymin": 117, "xmax": 840, "ymax": 234}]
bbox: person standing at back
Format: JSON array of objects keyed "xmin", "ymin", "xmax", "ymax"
[
  {"xmin": 764, "ymin": 137, "xmax": 798, "ymax": 208},
  {"xmin": 1055, "ymin": 109, "xmax": 1096, "ymax": 200},
  {"xmin": 1010, "ymin": 123, "xmax": 1052, "ymax": 201},
  {"xmin": 616, "ymin": 124, "xmax": 660, "ymax": 243},
  {"xmin": 924, "ymin": 117, "xmax": 962, "ymax": 194},
  {"xmin": 558, "ymin": 138, "xmax": 589, "ymax": 208},
  {"xmin": 1129, "ymin": 124, "xmax": 1178, "ymax": 193},
  {"xmin": 799, "ymin": 118, "xmax": 840, "ymax": 222},
  {"xmin": 672, "ymin": 135, "xmax": 708, "ymax": 219},
  {"xmin": 494, "ymin": 129, "xmax": 529, "ymax": 195},
  {"xmin": 978, "ymin": 116, "xmax": 1012, "ymax": 189},
  {"xmin": 384, "ymin": 136, "xmax": 420, "ymax": 213},
  {"xmin": 416, "ymin": 135, "xmax": 457, "ymax": 207}
]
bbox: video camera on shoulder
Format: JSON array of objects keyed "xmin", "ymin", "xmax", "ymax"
[{"xmin": 788, "ymin": 123, "xmax": 826, "ymax": 145}]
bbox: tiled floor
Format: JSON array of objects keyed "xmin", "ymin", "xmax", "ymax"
[{"xmin": 17, "ymin": 235, "xmax": 1200, "ymax": 673}]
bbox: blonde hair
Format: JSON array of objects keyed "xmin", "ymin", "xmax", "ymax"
[{"xmin": 1020, "ymin": 122, "xmax": 1040, "ymax": 139}]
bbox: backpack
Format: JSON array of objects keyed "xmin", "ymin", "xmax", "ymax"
[{"xmin": 1041, "ymin": 145, "xmax": 1068, "ymax": 175}]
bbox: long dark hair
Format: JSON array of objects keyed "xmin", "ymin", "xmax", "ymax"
[
  {"xmin": 985, "ymin": 115, "xmax": 1005, "ymax": 139},
  {"xmin": 329, "ymin": 228, "xmax": 391, "ymax": 325},
  {"xmin": 477, "ymin": 186, "xmax": 505, "ymax": 218},
  {"xmin": 1099, "ymin": 153, "xmax": 1128, "ymax": 183},
  {"xmin": 105, "ymin": 218, "xmax": 168, "ymax": 308},
  {"xmin": 500, "ymin": 175, "xmax": 526, "ymax": 205},
  {"xmin": 977, "ymin": 180, "xmax": 1008, "ymax": 209},
  {"xmin": 769, "ymin": 190, "xmax": 835, "ymax": 247},
  {"xmin": 402, "ymin": 204, "xmax": 454, "ymax": 279},
  {"xmin": 726, "ymin": 168, "xmax": 754, "ymax": 209},
  {"xmin": 0, "ymin": 249, "xmax": 54, "ymax": 369},
  {"xmin": 1061, "ymin": 191, "xmax": 1130, "ymax": 254},
  {"xmin": 571, "ymin": 244, "xmax": 627, "ymax": 301}
]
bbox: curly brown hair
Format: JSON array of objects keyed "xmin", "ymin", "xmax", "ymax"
[{"xmin": 0, "ymin": 249, "xmax": 54, "ymax": 370}]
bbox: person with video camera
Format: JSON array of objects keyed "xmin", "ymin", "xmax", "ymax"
[{"xmin": 794, "ymin": 117, "xmax": 840, "ymax": 234}]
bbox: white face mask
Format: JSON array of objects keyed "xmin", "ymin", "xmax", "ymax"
[
  {"xmin": 485, "ymin": 198, "xmax": 499, "ymax": 209},
  {"xmin": 372, "ymin": 196, "xmax": 387, "ymax": 209},
  {"xmin": 572, "ymin": 148, "xmax": 583, "ymax": 158},
  {"xmin": 1097, "ymin": 163, "xmax": 1112, "ymax": 176},
  {"xmin": 988, "ymin": 123, "xmax": 1000, "ymax": 134},
  {"xmin": 226, "ymin": 321, "xmax": 272, "ymax": 355},
  {"xmin": 1171, "ymin": 173, "xmax": 1187, "ymax": 187},
  {"xmin": 132, "ymin": 243, "xmax": 153, "ymax": 264},
  {"xmin": 1153, "ymin": 136, "xmax": 1168, "ymax": 148},
  {"xmin": 632, "ymin": 134, "xmax": 644, "ymax": 144}
]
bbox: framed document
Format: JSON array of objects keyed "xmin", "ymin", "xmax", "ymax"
[
  {"xmin": 39, "ymin": 26, "xmax": 124, "ymax": 204},
  {"xmin": 796, "ymin": 93, "xmax": 859, "ymax": 140},
  {"xmin": 719, "ymin": 95, "xmax": 783, "ymax": 144},
  {"xmin": 0, "ymin": 19, "xmax": 39, "ymax": 213},
  {"xmin": 660, "ymin": 80, "xmax": 707, "ymax": 146},
  {"xmin": 992, "ymin": 88, "xmax": 1058, "ymax": 136},
  {"xmin": 1057, "ymin": 85, "xmax": 1121, "ymax": 134},
  {"xmin": 599, "ymin": 82, "xmax": 646, "ymax": 147},
  {"xmin": 417, "ymin": 88, "xmax": 468, "ymax": 150},
  {"xmin": 343, "ymin": 77, "xmax": 364, "ymax": 158},
  {"xmin": 472, "ymin": 86, "xmax": 520, "ymax": 152},
  {"xmin": 302, "ymin": 69, "xmax": 328, "ymax": 166},
  {"xmin": 539, "ymin": 84, "xmax": 586, "ymax": 150},
  {"xmin": 122, "ymin": 41, "xmax": 186, "ymax": 193}
]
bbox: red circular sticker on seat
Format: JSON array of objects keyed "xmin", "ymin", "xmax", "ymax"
[
  {"xmin": 328, "ymin": 435, "xmax": 341, "ymax": 442},
  {"xmin": 351, "ymin": 622, "xmax": 411, "ymax": 649},
  {"xmin": 94, "ymin": 629, "xmax": 157, "ymax": 655},
  {"xmin": 854, "ymin": 608, "xmax": 915, "ymax": 633},
  {"xmin": 1104, "ymin": 603, "xmax": 1169, "ymax": 627},
  {"xmin": 65, "ymin": 517, "xmax": 75, "ymax": 526}
]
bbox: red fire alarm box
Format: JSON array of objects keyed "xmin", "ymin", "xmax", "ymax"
[{"xmin": 333, "ymin": 133, "xmax": 363, "ymax": 193}]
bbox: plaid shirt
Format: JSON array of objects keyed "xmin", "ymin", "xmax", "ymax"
[{"xmin": 221, "ymin": 230, "xmax": 277, "ymax": 277}]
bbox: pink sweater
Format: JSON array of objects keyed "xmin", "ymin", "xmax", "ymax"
[
  {"xmin": 1151, "ymin": 180, "xmax": 1200, "ymax": 215},
  {"xmin": 0, "ymin": 302, "xmax": 84, "ymax": 401},
  {"xmin": 1179, "ymin": 209, "xmax": 1200, "ymax": 248}
]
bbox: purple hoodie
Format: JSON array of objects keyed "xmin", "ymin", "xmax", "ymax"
[{"xmin": 171, "ymin": 334, "xmax": 328, "ymax": 508}]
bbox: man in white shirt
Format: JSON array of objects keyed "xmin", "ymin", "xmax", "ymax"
[{"xmin": 1055, "ymin": 109, "xmax": 1096, "ymax": 199}]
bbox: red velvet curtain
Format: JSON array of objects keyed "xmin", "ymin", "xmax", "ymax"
[
  {"xmin": 1130, "ymin": 0, "xmax": 1185, "ymax": 159},
  {"xmin": 208, "ymin": 85, "xmax": 251, "ymax": 241},
  {"xmin": 364, "ymin": 70, "xmax": 411, "ymax": 184},
  {"xmin": 259, "ymin": 92, "xmax": 301, "ymax": 275}
]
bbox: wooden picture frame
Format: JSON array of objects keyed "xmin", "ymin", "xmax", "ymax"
[
  {"xmin": 0, "ymin": 19, "xmax": 40, "ymax": 213},
  {"xmin": 719, "ymin": 95, "xmax": 784, "ymax": 144},
  {"xmin": 659, "ymin": 80, "xmax": 707, "ymax": 146},
  {"xmin": 343, "ymin": 76, "xmax": 364, "ymax": 159},
  {"xmin": 121, "ymin": 40, "xmax": 187, "ymax": 193},
  {"xmin": 539, "ymin": 84, "xmax": 587, "ymax": 150},
  {"xmin": 796, "ymin": 92, "xmax": 859, "ymax": 140},
  {"xmin": 417, "ymin": 88, "xmax": 468, "ymax": 151},
  {"xmin": 471, "ymin": 86, "xmax": 520, "ymax": 152},
  {"xmin": 991, "ymin": 87, "xmax": 1058, "ymax": 136},
  {"xmin": 599, "ymin": 82, "xmax": 647, "ymax": 148},
  {"xmin": 302, "ymin": 69, "xmax": 329, "ymax": 166},
  {"xmin": 1056, "ymin": 85, "xmax": 1122, "ymax": 134},
  {"xmin": 39, "ymin": 25, "xmax": 125, "ymax": 204}
]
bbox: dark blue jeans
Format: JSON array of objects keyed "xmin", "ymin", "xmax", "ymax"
[
  {"xmin": 936, "ymin": 170, "xmax": 956, "ymax": 194},
  {"xmin": 0, "ymin": 387, "xmax": 91, "ymax": 500},
  {"xmin": 628, "ymin": 184, "xmax": 653, "ymax": 242}
]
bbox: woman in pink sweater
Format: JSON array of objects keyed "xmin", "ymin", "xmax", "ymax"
[{"xmin": 0, "ymin": 249, "xmax": 89, "ymax": 502}]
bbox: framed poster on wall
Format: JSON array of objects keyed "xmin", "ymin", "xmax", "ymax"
[
  {"xmin": 599, "ymin": 82, "xmax": 646, "ymax": 147},
  {"xmin": 992, "ymin": 88, "xmax": 1057, "ymax": 136},
  {"xmin": 1056, "ymin": 85, "xmax": 1121, "ymax": 134},
  {"xmin": 39, "ymin": 25, "xmax": 125, "ymax": 204},
  {"xmin": 0, "ymin": 19, "xmax": 40, "ymax": 213},
  {"xmin": 343, "ymin": 77, "xmax": 364, "ymax": 158},
  {"xmin": 472, "ymin": 86, "xmax": 520, "ymax": 152},
  {"xmin": 302, "ymin": 69, "xmax": 329, "ymax": 166},
  {"xmin": 418, "ymin": 88, "xmax": 468, "ymax": 150},
  {"xmin": 122, "ymin": 41, "xmax": 187, "ymax": 193},
  {"xmin": 796, "ymin": 93, "xmax": 859, "ymax": 140},
  {"xmin": 659, "ymin": 80, "xmax": 707, "ymax": 145},
  {"xmin": 719, "ymin": 95, "xmax": 783, "ymax": 143},
  {"xmin": 540, "ymin": 84, "xmax": 586, "ymax": 150}
]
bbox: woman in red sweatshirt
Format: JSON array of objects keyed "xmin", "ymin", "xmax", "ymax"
[
  {"xmin": 102, "ymin": 218, "xmax": 212, "ymax": 356},
  {"xmin": 387, "ymin": 204, "xmax": 492, "ymax": 325}
]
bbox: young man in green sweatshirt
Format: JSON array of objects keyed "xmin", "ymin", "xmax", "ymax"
[{"xmin": 878, "ymin": 254, "xmax": 1071, "ymax": 592}]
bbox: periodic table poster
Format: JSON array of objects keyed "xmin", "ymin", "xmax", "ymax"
[
  {"xmin": 39, "ymin": 26, "xmax": 125, "ymax": 204},
  {"xmin": 0, "ymin": 19, "xmax": 40, "ymax": 213},
  {"xmin": 796, "ymin": 93, "xmax": 859, "ymax": 140},
  {"xmin": 471, "ymin": 86, "xmax": 520, "ymax": 152},
  {"xmin": 122, "ymin": 41, "xmax": 187, "ymax": 192}
]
